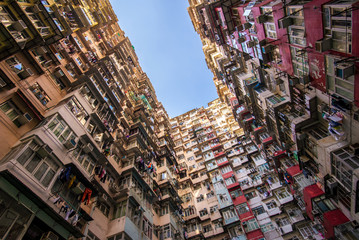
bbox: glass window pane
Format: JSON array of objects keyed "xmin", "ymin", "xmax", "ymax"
[
  {"xmin": 41, "ymin": 169, "xmax": 55, "ymax": 187},
  {"xmin": 17, "ymin": 148, "xmax": 33, "ymax": 165},
  {"xmin": 25, "ymin": 154, "xmax": 41, "ymax": 173},
  {"xmin": 34, "ymin": 162, "xmax": 49, "ymax": 180}
]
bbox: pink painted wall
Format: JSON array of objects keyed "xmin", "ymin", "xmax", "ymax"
[
  {"xmin": 308, "ymin": 51, "xmax": 326, "ymax": 92},
  {"xmin": 303, "ymin": 0, "xmax": 331, "ymax": 48},
  {"xmin": 272, "ymin": 3, "xmax": 293, "ymax": 75}
]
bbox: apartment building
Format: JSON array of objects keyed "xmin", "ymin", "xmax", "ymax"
[
  {"xmin": 0, "ymin": 0, "xmax": 184, "ymax": 240},
  {"xmin": 188, "ymin": 0, "xmax": 359, "ymax": 239}
]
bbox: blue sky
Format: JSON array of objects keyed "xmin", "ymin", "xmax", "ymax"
[{"xmin": 109, "ymin": 0, "xmax": 218, "ymax": 117}]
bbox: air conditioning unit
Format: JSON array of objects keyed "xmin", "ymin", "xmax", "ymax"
[
  {"xmin": 299, "ymin": 75, "xmax": 310, "ymax": 85},
  {"xmin": 351, "ymin": 220, "xmax": 359, "ymax": 229},
  {"xmin": 318, "ymin": 103, "xmax": 328, "ymax": 113},
  {"xmin": 83, "ymin": 143, "xmax": 94, "ymax": 153},
  {"xmin": 68, "ymin": 62, "xmax": 75, "ymax": 69},
  {"xmin": 54, "ymin": 69, "xmax": 65, "ymax": 78},
  {"xmin": 11, "ymin": 20, "xmax": 27, "ymax": 31},
  {"xmin": 64, "ymin": 138, "xmax": 77, "ymax": 149},
  {"xmin": 37, "ymin": 144, "xmax": 53, "ymax": 158},
  {"xmin": 327, "ymin": 178, "xmax": 338, "ymax": 191},
  {"xmin": 261, "ymin": 44, "xmax": 273, "ymax": 54},
  {"xmin": 246, "ymin": 41, "xmax": 255, "ymax": 48},
  {"xmin": 256, "ymin": 14, "xmax": 268, "ymax": 24},
  {"xmin": 335, "ymin": 63, "xmax": 355, "ymax": 79},
  {"xmin": 237, "ymin": 37, "xmax": 246, "ymax": 43},
  {"xmin": 315, "ymin": 38, "xmax": 332, "ymax": 52},
  {"xmin": 37, "ymin": 46, "xmax": 47, "ymax": 54},
  {"xmin": 350, "ymin": 144, "xmax": 359, "ymax": 155},
  {"xmin": 103, "ymin": 131, "xmax": 110, "ymax": 139},
  {"xmin": 242, "ymin": 22, "xmax": 252, "ymax": 30},
  {"xmin": 94, "ymin": 133, "xmax": 103, "ymax": 142},
  {"xmin": 42, "ymin": 60, "xmax": 52, "ymax": 68},
  {"xmin": 71, "ymin": 182, "xmax": 86, "ymax": 195},
  {"xmin": 312, "ymin": 209, "xmax": 319, "ymax": 216},
  {"xmin": 33, "ymin": 5, "xmax": 42, "ymax": 13},
  {"xmin": 100, "ymin": 193, "xmax": 108, "ymax": 202},
  {"xmin": 0, "ymin": 78, "xmax": 6, "ymax": 88},
  {"xmin": 40, "ymin": 231, "xmax": 59, "ymax": 240},
  {"xmin": 18, "ymin": 68, "xmax": 34, "ymax": 79},
  {"xmin": 278, "ymin": 17, "xmax": 293, "ymax": 28},
  {"xmin": 17, "ymin": 112, "xmax": 33, "ymax": 125}
]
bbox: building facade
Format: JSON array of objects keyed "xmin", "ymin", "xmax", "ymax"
[
  {"xmin": 0, "ymin": 0, "xmax": 184, "ymax": 240},
  {"xmin": 187, "ymin": 0, "xmax": 359, "ymax": 239}
]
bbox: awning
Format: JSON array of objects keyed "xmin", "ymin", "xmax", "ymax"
[
  {"xmin": 324, "ymin": 209, "xmax": 350, "ymax": 239},
  {"xmin": 287, "ymin": 165, "xmax": 302, "ymax": 177},
  {"xmin": 303, "ymin": 184, "xmax": 324, "ymax": 199},
  {"xmin": 324, "ymin": 209, "xmax": 349, "ymax": 227}
]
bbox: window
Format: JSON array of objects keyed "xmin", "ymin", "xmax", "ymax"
[
  {"xmin": 223, "ymin": 209, "xmax": 237, "ymax": 220},
  {"xmin": 113, "ymin": 200, "xmax": 127, "ymax": 219},
  {"xmin": 218, "ymin": 193, "xmax": 228, "ymax": 203},
  {"xmin": 5, "ymin": 57, "xmax": 31, "ymax": 79},
  {"xmin": 72, "ymin": 147, "xmax": 96, "ymax": 174},
  {"xmin": 252, "ymin": 205, "xmax": 265, "ymax": 216},
  {"xmin": 73, "ymin": 36, "xmax": 84, "ymax": 49},
  {"xmin": 266, "ymin": 200, "xmax": 277, "ymax": 209},
  {"xmin": 16, "ymin": 141, "xmax": 60, "ymax": 187},
  {"xmin": 0, "ymin": 100, "xmax": 27, "ymax": 127},
  {"xmin": 160, "ymin": 205, "xmax": 168, "ymax": 216},
  {"xmin": 185, "ymin": 207, "xmax": 195, "ymax": 217},
  {"xmin": 214, "ymin": 221, "xmax": 222, "ymax": 229},
  {"xmin": 97, "ymin": 202, "xmax": 110, "ymax": 217},
  {"xmin": 47, "ymin": 114, "xmax": 77, "ymax": 143},
  {"xmin": 197, "ymin": 195, "xmax": 204, "ymax": 202},
  {"xmin": 187, "ymin": 156, "xmax": 194, "ymax": 161},
  {"xmin": 161, "ymin": 224, "xmax": 171, "ymax": 239},
  {"xmin": 290, "ymin": 46, "xmax": 309, "ymax": 77},
  {"xmin": 86, "ymin": 231, "xmax": 100, "ymax": 240},
  {"xmin": 199, "ymin": 209, "xmax": 208, "ymax": 217},
  {"xmin": 236, "ymin": 203, "xmax": 250, "ymax": 215},
  {"xmin": 260, "ymin": 222, "xmax": 275, "ymax": 233},
  {"xmin": 30, "ymin": 82, "xmax": 51, "ymax": 106},
  {"xmin": 66, "ymin": 96, "xmax": 88, "ymax": 125},
  {"xmin": 245, "ymin": 191, "xmax": 257, "ymax": 200},
  {"xmin": 243, "ymin": 218, "xmax": 260, "ymax": 232},
  {"xmin": 225, "ymin": 176, "xmax": 236, "ymax": 186},
  {"xmin": 264, "ymin": 22, "xmax": 277, "ymax": 39},
  {"xmin": 0, "ymin": 190, "xmax": 34, "ymax": 240},
  {"xmin": 323, "ymin": 5, "xmax": 352, "ymax": 54},
  {"xmin": 274, "ymin": 188, "xmax": 290, "ymax": 200},
  {"xmin": 203, "ymin": 224, "xmax": 212, "ymax": 233},
  {"xmin": 142, "ymin": 218, "xmax": 153, "ymax": 240},
  {"xmin": 221, "ymin": 165, "xmax": 232, "ymax": 174},
  {"xmin": 298, "ymin": 225, "xmax": 317, "ymax": 238},
  {"xmin": 326, "ymin": 55, "xmax": 354, "ymax": 101},
  {"xmin": 207, "ymin": 191, "xmax": 215, "ymax": 198}
]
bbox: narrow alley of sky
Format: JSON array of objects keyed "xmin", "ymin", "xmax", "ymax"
[{"xmin": 109, "ymin": 0, "xmax": 218, "ymax": 117}]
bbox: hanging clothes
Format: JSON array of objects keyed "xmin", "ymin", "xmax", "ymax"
[
  {"xmin": 67, "ymin": 176, "xmax": 76, "ymax": 189},
  {"xmin": 71, "ymin": 214, "xmax": 79, "ymax": 226},
  {"xmin": 59, "ymin": 167, "xmax": 71, "ymax": 183},
  {"xmin": 81, "ymin": 188, "xmax": 92, "ymax": 205},
  {"xmin": 65, "ymin": 209, "xmax": 74, "ymax": 220}
]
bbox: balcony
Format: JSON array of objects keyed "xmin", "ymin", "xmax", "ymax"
[
  {"xmin": 187, "ymin": 229, "xmax": 202, "ymax": 238},
  {"xmin": 287, "ymin": 208, "xmax": 305, "ymax": 224},
  {"xmin": 214, "ymin": 151, "xmax": 226, "ymax": 158},
  {"xmin": 274, "ymin": 188, "xmax": 294, "ymax": 205},
  {"xmin": 183, "ymin": 211, "xmax": 199, "ymax": 221},
  {"xmin": 224, "ymin": 215, "xmax": 240, "ymax": 226},
  {"xmin": 246, "ymin": 144, "xmax": 258, "ymax": 155}
]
